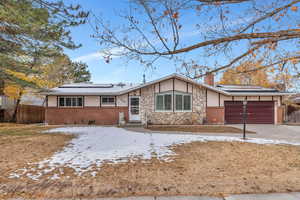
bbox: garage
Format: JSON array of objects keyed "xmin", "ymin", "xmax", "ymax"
[{"xmin": 224, "ymin": 101, "xmax": 274, "ymax": 124}]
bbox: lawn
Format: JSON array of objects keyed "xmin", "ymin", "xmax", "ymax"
[
  {"xmin": 1, "ymin": 125, "xmax": 300, "ymax": 199},
  {"xmin": 0, "ymin": 123, "xmax": 73, "ymax": 198}
]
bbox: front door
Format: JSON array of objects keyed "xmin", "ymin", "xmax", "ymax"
[{"xmin": 129, "ymin": 96, "xmax": 140, "ymax": 121}]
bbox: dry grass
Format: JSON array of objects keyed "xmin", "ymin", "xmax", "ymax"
[
  {"xmin": 1, "ymin": 138, "xmax": 300, "ymax": 199},
  {"xmin": 0, "ymin": 123, "xmax": 73, "ymax": 195},
  {"xmin": 147, "ymin": 125, "xmax": 255, "ymax": 134}
]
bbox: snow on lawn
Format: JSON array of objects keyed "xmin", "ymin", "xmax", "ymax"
[{"xmin": 9, "ymin": 126, "xmax": 300, "ymax": 180}]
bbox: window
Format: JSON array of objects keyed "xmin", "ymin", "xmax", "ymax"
[
  {"xmin": 59, "ymin": 96, "xmax": 83, "ymax": 107},
  {"xmin": 155, "ymin": 93, "xmax": 172, "ymax": 111},
  {"xmin": 175, "ymin": 93, "xmax": 191, "ymax": 111},
  {"xmin": 101, "ymin": 96, "xmax": 115, "ymax": 105}
]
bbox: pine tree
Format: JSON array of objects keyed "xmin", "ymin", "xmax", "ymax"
[
  {"xmin": 0, "ymin": 0, "xmax": 88, "ymax": 86},
  {"xmin": 0, "ymin": 0, "xmax": 89, "ymax": 121}
]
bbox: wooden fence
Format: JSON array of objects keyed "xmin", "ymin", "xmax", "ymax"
[
  {"xmin": 0, "ymin": 109, "xmax": 4, "ymax": 122},
  {"xmin": 287, "ymin": 110, "xmax": 300, "ymax": 123},
  {"xmin": 17, "ymin": 105, "xmax": 45, "ymax": 124}
]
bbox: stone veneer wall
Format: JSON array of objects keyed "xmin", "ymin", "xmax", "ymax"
[{"xmin": 139, "ymin": 84, "xmax": 206, "ymax": 125}]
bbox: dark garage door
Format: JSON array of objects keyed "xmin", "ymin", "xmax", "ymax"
[{"xmin": 225, "ymin": 101, "xmax": 274, "ymax": 124}]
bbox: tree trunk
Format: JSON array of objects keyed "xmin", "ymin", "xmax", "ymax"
[
  {"xmin": 0, "ymin": 80, "xmax": 4, "ymax": 95},
  {"xmin": 11, "ymin": 92, "xmax": 22, "ymax": 123}
]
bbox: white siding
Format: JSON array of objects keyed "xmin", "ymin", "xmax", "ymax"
[
  {"xmin": 207, "ymin": 90, "xmax": 219, "ymax": 107},
  {"xmin": 160, "ymin": 79, "xmax": 173, "ymax": 92},
  {"xmin": 247, "ymin": 96, "xmax": 259, "ymax": 101},
  {"xmin": 260, "ymin": 96, "xmax": 273, "ymax": 101},
  {"xmin": 233, "ymin": 96, "xmax": 247, "ymax": 101},
  {"xmin": 48, "ymin": 96, "xmax": 57, "ymax": 107},
  {"xmin": 188, "ymin": 83, "xmax": 193, "ymax": 93},
  {"xmin": 174, "ymin": 79, "xmax": 188, "ymax": 92},
  {"xmin": 85, "ymin": 96, "xmax": 100, "ymax": 107},
  {"xmin": 154, "ymin": 78, "xmax": 193, "ymax": 93}
]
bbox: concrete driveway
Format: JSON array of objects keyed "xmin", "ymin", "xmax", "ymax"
[
  {"xmin": 127, "ymin": 124, "xmax": 300, "ymax": 143},
  {"xmin": 231, "ymin": 124, "xmax": 300, "ymax": 143}
]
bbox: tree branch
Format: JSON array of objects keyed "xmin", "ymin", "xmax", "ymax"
[
  {"xmin": 239, "ymin": 0, "xmax": 300, "ymax": 33},
  {"xmin": 192, "ymin": 44, "xmax": 263, "ymax": 78}
]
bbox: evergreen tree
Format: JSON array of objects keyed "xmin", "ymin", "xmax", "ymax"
[
  {"xmin": 71, "ymin": 62, "xmax": 91, "ymax": 83},
  {"xmin": 0, "ymin": 0, "xmax": 89, "ymax": 121},
  {"xmin": 0, "ymin": 0, "xmax": 89, "ymax": 86}
]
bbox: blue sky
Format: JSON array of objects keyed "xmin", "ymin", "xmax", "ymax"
[
  {"xmin": 63, "ymin": 1, "xmax": 291, "ymax": 85},
  {"xmin": 64, "ymin": 0, "xmax": 181, "ymax": 84}
]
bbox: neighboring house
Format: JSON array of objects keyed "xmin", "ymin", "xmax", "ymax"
[
  {"xmin": 20, "ymin": 93, "xmax": 45, "ymax": 106},
  {"xmin": 0, "ymin": 95, "xmax": 17, "ymax": 122},
  {"xmin": 0, "ymin": 93, "xmax": 45, "ymax": 123},
  {"xmin": 43, "ymin": 73, "xmax": 291, "ymax": 125},
  {"xmin": 286, "ymin": 94, "xmax": 300, "ymax": 122}
]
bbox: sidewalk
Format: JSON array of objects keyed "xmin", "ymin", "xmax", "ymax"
[
  {"xmin": 225, "ymin": 192, "xmax": 300, "ymax": 200},
  {"xmin": 10, "ymin": 193, "xmax": 300, "ymax": 200}
]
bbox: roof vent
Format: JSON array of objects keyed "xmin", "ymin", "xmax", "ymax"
[{"xmin": 116, "ymin": 82, "xmax": 126, "ymax": 88}]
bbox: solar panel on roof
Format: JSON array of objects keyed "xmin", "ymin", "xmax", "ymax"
[{"xmin": 59, "ymin": 84, "xmax": 114, "ymax": 88}]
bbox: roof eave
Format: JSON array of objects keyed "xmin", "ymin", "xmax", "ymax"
[
  {"xmin": 227, "ymin": 92, "xmax": 294, "ymax": 96},
  {"xmin": 42, "ymin": 92, "xmax": 123, "ymax": 96},
  {"xmin": 119, "ymin": 73, "xmax": 230, "ymax": 96}
]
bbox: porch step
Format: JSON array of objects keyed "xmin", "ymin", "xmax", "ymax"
[{"xmin": 124, "ymin": 121, "xmax": 143, "ymax": 127}]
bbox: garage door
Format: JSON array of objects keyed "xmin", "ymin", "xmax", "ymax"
[{"xmin": 224, "ymin": 101, "xmax": 274, "ymax": 124}]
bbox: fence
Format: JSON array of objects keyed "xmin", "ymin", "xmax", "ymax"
[
  {"xmin": 17, "ymin": 105, "xmax": 45, "ymax": 124},
  {"xmin": 0, "ymin": 109, "xmax": 4, "ymax": 122},
  {"xmin": 287, "ymin": 110, "xmax": 300, "ymax": 123}
]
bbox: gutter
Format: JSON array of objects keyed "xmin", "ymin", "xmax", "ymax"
[{"xmin": 226, "ymin": 92, "xmax": 294, "ymax": 96}]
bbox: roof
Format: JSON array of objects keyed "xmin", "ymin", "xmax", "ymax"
[
  {"xmin": 217, "ymin": 84, "xmax": 278, "ymax": 92},
  {"xmin": 42, "ymin": 73, "xmax": 292, "ymax": 96},
  {"xmin": 42, "ymin": 82, "xmax": 139, "ymax": 96},
  {"xmin": 216, "ymin": 84, "xmax": 292, "ymax": 96}
]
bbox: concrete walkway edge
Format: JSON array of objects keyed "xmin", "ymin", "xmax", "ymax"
[{"xmin": 10, "ymin": 192, "xmax": 300, "ymax": 200}]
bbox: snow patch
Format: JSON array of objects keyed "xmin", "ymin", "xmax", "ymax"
[{"xmin": 9, "ymin": 126, "xmax": 300, "ymax": 180}]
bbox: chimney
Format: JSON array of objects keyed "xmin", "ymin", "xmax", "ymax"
[{"xmin": 204, "ymin": 73, "xmax": 214, "ymax": 86}]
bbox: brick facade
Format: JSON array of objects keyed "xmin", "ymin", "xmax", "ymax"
[
  {"xmin": 45, "ymin": 107, "xmax": 128, "ymax": 125},
  {"xmin": 206, "ymin": 107, "xmax": 225, "ymax": 124}
]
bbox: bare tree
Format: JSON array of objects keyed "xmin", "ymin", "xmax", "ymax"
[{"xmin": 92, "ymin": 0, "xmax": 300, "ymax": 82}]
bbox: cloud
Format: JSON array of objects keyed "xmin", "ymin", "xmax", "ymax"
[
  {"xmin": 73, "ymin": 47, "xmax": 125, "ymax": 63},
  {"xmin": 73, "ymin": 52, "xmax": 103, "ymax": 62}
]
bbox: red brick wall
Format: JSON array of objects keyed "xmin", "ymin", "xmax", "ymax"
[
  {"xmin": 45, "ymin": 107, "xmax": 129, "ymax": 125},
  {"xmin": 206, "ymin": 107, "xmax": 224, "ymax": 124}
]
